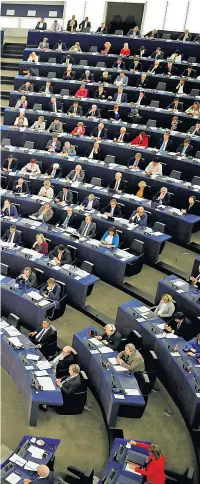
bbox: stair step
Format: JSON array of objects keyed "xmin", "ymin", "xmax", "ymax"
[
  {"xmin": 1, "ymin": 77, "xmax": 15, "ymax": 82},
  {"xmin": 2, "ymin": 53, "xmax": 22, "ymax": 59},
  {"xmin": 1, "ymin": 93, "xmax": 10, "ymax": 100},
  {"xmin": 1, "ymin": 63, "xmax": 19, "ymax": 69}
]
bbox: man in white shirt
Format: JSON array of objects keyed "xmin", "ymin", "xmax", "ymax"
[
  {"xmin": 114, "ymin": 72, "xmax": 128, "ymax": 87},
  {"xmin": 51, "ymin": 20, "xmax": 62, "ymax": 32}
]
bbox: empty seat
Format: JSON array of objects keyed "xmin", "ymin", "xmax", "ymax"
[
  {"xmin": 71, "ymin": 190, "xmax": 79, "ymax": 204},
  {"xmin": 33, "ymin": 103, "xmax": 42, "ymax": 111},
  {"xmin": 152, "ymin": 221, "xmax": 165, "ymax": 233},
  {"xmin": 96, "ymin": 61, "xmax": 106, "ymax": 67},
  {"xmin": 48, "ymin": 57, "xmax": 57, "ymax": 63},
  {"xmin": 170, "ymin": 169, "xmax": 182, "ymax": 180},
  {"xmin": 34, "ymin": 268, "xmax": 44, "ymax": 286},
  {"xmin": 195, "ymin": 151, "xmax": 200, "ymax": 159},
  {"xmin": 146, "ymin": 119, "xmax": 157, "ymax": 128},
  {"xmin": 127, "ymin": 330, "xmax": 143, "ymax": 351},
  {"xmin": 162, "ymin": 33, "xmax": 170, "ymax": 39},
  {"xmin": 191, "ymin": 176, "xmax": 200, "ymax": 186},
  {"xmin": 90, "ymin": 46, "xmax": 98, "ymax": 52},
  {"xmin": 150, "ymin": 100, "xmax": 159, "ymax": 108},
  {"xmin": 79, "ymin": 60, "xmax": 88, "ymax": 66},
  {"xmin": 145, "ymin": 350, "xmax": 158, "ymax": 390},
  {"xmin": 47, "ymin": 71, "xmax": 56, "ymax": 78},
  {"xmin": 60, "ymin": 89, "xmax": 69, "ymax": 96},
  {"xmin": 0, "ymin": 263, "xmax": 9, "ymax": 276},
  {"xmin": 66, "ymin": 245, "xmax": 77, "ymax": 263},
  {"xmin": 13, "ymin": 203, "xmax": 21, "ymax": 215},
  {"xmin": 91, "ymin": 176, "xmax": 102, "ymax": 186},
  {"xmin": 190, "ymin": 89, "xmax": 199, "ymax": 97},
  {"xmin": 7, "ymin": 313, "xmax": 20, "ymax": 329},
  {"xmin": 24, "ymin": 141, "xmax": 34, "ymax": 149},
  {"xmin": 129, "ymin": 239, "xmax": 145, "ymax": 256},
  {"xmin": 188, "ymin": 56, "xmax": 196, "ymax": 63},
  {"xmin": 104, "ymin": 154, "xmax": 116, "ymax": 164},
  {"xmin": 83, "ymin": 27, "xmax": 90, "ymax": 33},
  {"xmin": 1, "ymin": 138, "xmax": 11, "ymax": 147},
  {"xmin": 1, "ymin": 176, "xmax": 8, "ymax": 189},
  {"xmin": 156, "ymin": 82, "xmax": 166, "ymax": 91},
  {"xmin": 115, "ymin": 30, "xmax": 123, "ymax": 35},
  {"xmin": 80, "ymin": 261, "xmax": 94, "ymax": 274}
]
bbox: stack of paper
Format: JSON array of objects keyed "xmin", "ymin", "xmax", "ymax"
[
  {"xmin": 8, "ymin": 337, "xmax": 23, "ymax": 347},
  {"xmin": 5, "ymin": 473, "xmax": 21, "ymax": 484},
  {"xmin": 37, "ymin": 299, "xmax": 51, "ymax": 307},
  {"xmin": 0, "ymin": 319, "xmax": 9, "ymax": 328},
  {"xmin": 28, "ymin": 445, "xmax": 44, "ymax": 459},
  {"xmin": 26, "ymin": 291, "xmax": 43, "ymax": 301},
  {"xmin": 98, "ymin": 346, "xmax": 114, "ymax": 354},
  {"xmin": 5, "ymin": 326, "xmax": 21, "ymax": 337},
  {"xmin": 9, "ymin": 454, "xmax": 26, "ymax": 466},
  {"xmin": 24, "ymin": 461, "xmax": 39, "ymax": 471},
  {"xmin": 37, "ymin": 376, "xmax": 56, "ymax": 391},
  {"xmin": 26, "ymin": 354, "xmax": 40, "ymax": 361},
  {"xmin": 88, "ymin": 337, "xmax": 102, "ymax": 346},
  {"xmin": 125, "ymin": 389, "xmax": 140, "ymax": 396},
  {"xmin": 36, "ymin": 360, "xmax": 51, "ymax": 370}
]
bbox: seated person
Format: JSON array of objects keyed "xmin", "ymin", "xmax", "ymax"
[
  {"xmin": 12, "ymin": 178, "xmax": 29, "ymax": 194},
  {"xmin": 30, "ymin": 202, "xmax": 53, "ymax": 223},
  {"xmin": 152, "ymin": 187, "xmax": 171, "ymax": 206},
  {"xmin": 170, "ymin": 116, "xmax": 180, "ymax": 131},
  {"xmin": 182, "ymin": 65, "xmax": 196, "ymax": 78},
  {"xmin": 136, "ymin": 73, "xmax": 148, "ymax": 87},
  {"xmin": 129, "ymin": 55, "xmax": 142, "ymax": 72},
  {"xmin": 91, "ymin": 122, "xmax": 106, "ymax": 140},
  {"xmin": 32, "ymin": 233, "xmax": 49, "ymax": 254},
  {"xmin": 27, "ymin": 51, "xmax": 39, "ymax": 63},
  {"xmin": 38, "ymin": 37, "xmax": 49, "ymax": 49},
  {"xmin": 16, "ymin": 266, "xmax": 37, "ymax": 288},
  {"xmin": 68, "ymin": 101, "xmax": 82, "ymax": 116},
  {"xmin": 19, "ymin": 81, "xmax": 33, "ymax": 93},
  {"xmin": 29, "ymin": 320, "xmax": 56, "ymax": 357},
  {"xmin": 69, "ymin": 41, "xmax": 82, "ymax": 52},
  {"xmin": 129, "ymin": 206, "xmax": 148, "ymax": 227},
  {"xmin": 78, "ymin": 215, "xmax": 96, "ymax": 237},
  {"xmin": 112, "ymin": 56, "xmax": 125, "ymax": 70},
  {"xmin": 169, "ymin": 50, "xmax": 182, "ymax": 63},
  {"xmin": 86, "ymin": 142, "xmax": 101, "ymax": 160},
  {"xmin": 163, "ymin": 61, "xmax": 176, "ymax": 76},
  {"xmin": 127, "ymin": 442, "xmax": 165, "ymax": 479},
  {"xmin": 127, "ymin": 25, "xmax": 140, "ymax": 37},
  {"xmin": 175, "ymin": 78, "xmax": 186, "ymax": 94},
  {"xmin": 135, "ymin": 180, "xmax": 147, "ymax": 198},
  {"xmin": 38, "ymin": 180, "xmax": 54, "ymax": 199},
  {"xmin": 101, "ymin": 226, "xmax": 119, "ymax": 249},
  {"xmin": 63, "ymin": 66, "xmax": 76, "ymax": 81},
  {"xmin": 71, "ymin": 122, "xmax": 85, "ymax": 136},
  {"xmin": 120, "ymin": 42, "xmax": 131, "ymax": 56},
  {"xmin": 45, "ymin": 135, "xmax": 61, "ymax": 153},
  {"xmin": 61, "ymin": 53, "xmax": 75, "ymax": 65},
  {"xmin": 48, "ymin": 96, "xmax": 62, "ymax": 113},
  {"xmin": 31, "ymin": 116, "xmax": 46, "ymax": 131},
  {"xmin": 190, "ymin": 264, "xmax": 200, "ymax": 289},
  {"xmin": 187, "ymin": 333, "xmax": 200, "ymax": 359},
  {"xmin": 113, "ymin": 127, "xmax": 128, "ymax": 143},
  {"xmin": 66, "ymin": 165, "xmax": 85, "ymax": 182},
  {"xmin": 129, "ymin": 152, "xmax": 143, "ymax": 170},
  {"xmin": 61, "ymin": 141, "xmax": 77, "ymax": 157},
  {"xmin": 46, "ymin": 162, "xmax": 62, "ymax": 178},
  {"xmin": 181, "ymin": 196, "xmax": 198, "ymax": 215},
  {"xmin": 55, "ymin": 187, "xmax": 73, "ymax": 205},
  {"xmin": 48, "ymin": 119, "xmax": 63, "ymax": 134},
  {"xmin": 94, "ymin": 86, "xmax": 107, "ymax": 100},
  {"xmin": 86, "ymin": 104, "xmax": 101, "ymax": 117},
  {"xmin": 79, "ymin": 16, "xmax": 91, "ymax": 30},
  {"xmin": 109, "ymin": 104, "xmax": 121, "ymax": 121},
  {"xmin": 148, "ymin": 59, "xmax": 161, "ymax": 74},
  {"xmin": 51, "ymin": 20, "xmax": 62, "ymax": 32},
  {"xmin": 187, "ymin": 122, "xmax": 200, "ymax": 136},
  {"xmin": 130, "ymin": 131, "xmax": 148, "ymax": 147},
  {"xmin": 117, "ymin": 343, "xmax": 145, "ymax": 372},
  {"xmin": 95, "ymin": 324, "xmax": 121, "ymax": 350},
  {"xmin": 158, "ymin": 131, "xmax": 172, "ymax": 152},
  {"xmin": 168, "ymin": 98, "xmax": 183, "ymax": 112},
  {"xmin": 113, "ymin": 87, "xmax": 127, "ymax": 103},
  {"xmin": 15, "ymin": 95, "xmax": 28, "ymax": 109},
  {"xmin": 40, "ymin": 277, "xmax": 61, "ymax": 300},
  {"xmin": 150, "ymin": 46, "xmax": 164, "ymax": 59},
  {"xmin": 67, "ymin": 16, "xmax": 77, "ymax": 32},
  {"xmin": 114, "ymin": 71, "xmax": 128, "ymax": 87},
  {"xmin": 2, "ymin": 154, "xmax": 18, "ymax": 172},
  {"xmin": 56, "ymin": 364, "xmax": 81, "ymax": 397},
  {"xmin": 154, "ymin": 294, "xmax": 175, "ymax": 318},
  {"xmin": 21, "ymin": 158, "xmax": 41, "ymax": 175},
  {"xmin": 164, "ymin": 312, "xmax": 192, "ymax": 341},
  {"xmin": 75, "ymin": 84, "xmax": 88, "ymax": 98},
  {"xmin": 108, "ymin": 172, "xmax": 125, "ymax": 192},
  {"xmin": 176, "ymin": 138, "xmax": 193, "ymax": 156},
  {"xmin": 145, "ymin": 159, "xmax": 162, "ymax": 176},
  {"xmin": 58, "ymin": 207, "xmax": 75, "ymax": 228},
  {"xmin": 101, "ymin": 41, "xmax": 111, "ymax": 55},
  {"xmin": 81, "ymin": 193, "xmax": 100, "ymax": 210},
  {"xmin": 35, "ymin": 17, "xmax": 47, "ymax": 30},
  {"xmin": 146, "ymin": 28, "xmax": 159, "ymax": 39},
  {"xmin": 14, "ymin": 111, "xmax": 28, "ymax": 128},
  {"xmin": 80, "ymin": 69, "xmax": 93, "ymax": 83},
  {"xmin": 96, "ymin": 22, "xmax": 107, "ymax": 34},
  {"xmin": 54, "ymin": 40, "xmax": 66, "ymax": 51},
  {"xmin": 51, "ymin": 346, "xmax": 75, "ymax": 378},
  {"xmin": 2, "ymin": 225, "xmax": 21, "ymax": 244},
  {"xmin": 102, "ymin": 198, "xmax": 122, "ymax": 217},
  {"xmin": 100, "ymin": 71, "xmax": 112, "ymax": 84},
  {"xmin": 132, "ymin": 91, "xmax": 146, "ymax": 106},
  {"xmin": 185, "ymin": 102, "xmax": 200, "ymax": 117},
  {"xmin": 49, "ymin": 244, "xmax": 71, "ymax": 265},
  {"xmin": 40, "ymin": 80, "xmax": 53, "ymax": 95},
  {"xmin": 178, "ymin": 29, "xmax": 191, "ymax": 41}
]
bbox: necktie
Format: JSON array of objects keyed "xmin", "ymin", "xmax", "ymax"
[
  {"xmin": 118, "ymin": 134, "xmax": 123, "ymax": 142},
  {"xmin": 8, "ymin": 233, "xmax": 13, "ymax": 243},
  {"xmin": 82, "ymin": 223, "xmax": 89, "ymax": 236},
  {"xmin": 63, "ymin": 216, "xmax": 69, "ymax": 227},
  {"xmin": 51, "ymin": 169, "xmax": 56, "ymax": 177},
  {"xmin": 98, "ymin": 131, "xmax": 101, "ymax": 137},
  {"xmin": 63, "ymin": 193, "xmax": 66, "ymax": 202},
  {"xmin": 117, "ymin": 95, "xmax": 121, "ymax": 103},
  {"xmin": 182, "ymin": 146, "xmax": 187, "ymax": 154},
  {"xmin": 36, "ymin": 328, "xmax": 45, "ymax": 342},
  {"xmin": 115, "ymin": 181, "xmax": 119, "ymax": 190},
  {"xmin": 160, "ymin": 141, "xmax": 166, "ymax": 151}
]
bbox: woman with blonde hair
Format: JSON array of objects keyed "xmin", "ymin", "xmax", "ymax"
[
  {"xmin": 127, "ymin": 441, "xmax": 166, "ymax": 484},
  {"xmin": 15, "ymin": 95, "xmax": 28, "ymax": 109},
  {"xmin": 32, "ymin": 233, "xmax": 48, "ymax": 255},
  {"xmin": 135, "ymin": 180, "xmax": 147, "ymax": 198},
  {"xmin": 101, "ymin": 41, "xmax": 111, "ymax": 55},
  {"xmin": 155, "ymin": 294, "xmax": 175, "ymax": 318},
  {"xmin": 27, "ymin": 51, "xmax": 39, "ymax": 63},
  {"xmin": 69, "ymin": 41, "xmax": 82, "ymax": 52}
]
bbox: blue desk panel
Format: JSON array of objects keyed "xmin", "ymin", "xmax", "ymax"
[{"xmin": 155, "ymin": 275, "xmax": 200, "ymax": 320}]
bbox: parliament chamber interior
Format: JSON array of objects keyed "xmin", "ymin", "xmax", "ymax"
[{"xmin": 1, "ymin": 1, "xmax": 200, "ymax": 483}]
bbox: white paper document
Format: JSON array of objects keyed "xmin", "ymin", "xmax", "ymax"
[
  {"xmin": 25, "ymin": 366, "xmax": 34, "ymax": 370},
  {"xmin": 0, "ymin": 274, "xmax": 6, "ymax": 281},
  {"xmin": 8, "ymin": 337, "xmax": 23, "ymax": 347},
  {"xmin": 28, "ymin": 445, "xmax": 44, "ymax": 459},
  {"xmin": 26, "ymin": 354, "xmax": 40, "ymax": 361},
  {"xmin": 125, "ymin": 389, "xmax": 140, "ymax": 396},
  {"xmin": 36, "ymin": 360, "xmax": 51, "ymax": 370},
  {"xmin": 90, "ymin": 349, "xmax": 99, "ymax": 354},
  {"xmin": 165, "ymin": 334, "xmax": 178, "ymax": 339},
  {"xmin": 37, "ymin": 299, "xmax": 51, "ymax": 307},
  {"xmin": 34, "ymin": 370, "xmax": 48, "ymax": 376},
  {"xmin": 113, "ymin": 365, "xmax": 129, "ymax": 372},
  {"xmin": 0, "ymin": 320, "xmax": 9, "ymax": 328},
  {"xmin": 125, "ymin": 463, "xmax": 140, "ymax": 475},
  {"xmin": 88, "ymin": 337, "xmax": 102, "ymax": 346},
  {"xmin": 9, "ymin": 453, "xmax": 26, "ymax": 466},
  {"xmin": 136, "ymin": 318, "xmax": 146, "ymax": 323},
  {"xmin": 176, "ymin": 289, "xmax": 185, "ymax": 294},
  {"xmin": 173, "ymin": 280, "xmax": 186, "ymax": 287},
  {"xmin": 24, "ymin": 461, "xmax": 39, "ymax": 471},
  {"xmin": 114, "ymin": 394, "xmax": 125, "ymax": 399},
  {"xmin": 137, "ymin": 306, "xmax": 149, "ymax": 313},
  {"xmin": 156, "ymin": 334, "xmax": 165, "ymax": 339},
  {"xmin": 157, "ymin": 323, "xmax": 165, "ymax": 329},
  {"xmin": 5, "ymin": 472, "xmax": 21, "ymax": 484},
  {"xmin": 5, "ymin": 326, "xmax": 21, "ymax": 336},
  {"xmin": 98, "ymin": 346, "xmax": 114, "ymax": 354},
  {"xmin": 27, "ymin": 291, "xmax": 43, "ymax": 301},
  {"xmin": 37, "ymin": 376, "xmax": 55, "ymax": 391},
  {"xmin": 108, "ymin": 357, "xmax": 117, "ymax": 364}
]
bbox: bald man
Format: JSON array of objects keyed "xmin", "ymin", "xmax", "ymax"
[
  {"xmin": 51, "ymin": 345, "xmax": 75, "ymax": 378},
  {"xmin": 23, "ymin": 465, "xmax": 54, "ymax": 484},
  {"xmin": 129, "ymin": 206, "xmax": 148, "ymax": 227}
]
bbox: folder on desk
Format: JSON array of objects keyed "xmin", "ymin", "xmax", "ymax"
[{"xmin": 126, "ymin": 450, "xmax": 147, "ymax": 466}]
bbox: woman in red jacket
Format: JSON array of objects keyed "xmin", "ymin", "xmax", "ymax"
[
  {"xmin": 120, "ymin": 42, "xmax": 131, "ymax": 56},
  {"xmin": 128, "ymin": 441, "xmax": 166, "ymax": 484},
  {"xmin": 32, "ymin": 233, "xmax": 49, "ymax": 255},
  {"xmin": 130, "ymin": 131, "xmax": 148, "ymax": 147},
  {"xmin": 71, "ymin": 121, "xmax": 85, "ymax": 136}
]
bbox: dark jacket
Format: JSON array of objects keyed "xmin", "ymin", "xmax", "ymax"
[
  {"xmin": 56, "ymin": 190, "xmax": 73, "ymax": 204},
  {"xmin": 48, "ymin": 100, "xmax": 62, "ymax": 112},
  {"xmin": 167, "ymin": 101, "xmax": 183, "ymax": 112},
  {"xmin": 2, "ymin": 229, "xmax": 21, "ymax": 244},
  {"xmin": 35, "ymin": 21, "xmax": 47, "ymax": 30},
  {"xmin": 63, "ymin": 71, "xmax": 76, "ymax": 80},
  {"xmin": 47, "ymin": 164, "xmax": 62, "ymax": 178},
  {"xmin": 150, "ymin": 50, "xmax": 164, "ymax": 59},
  {"xmin": 177, "ymin": 143, "xmax": 193, "ymax": 156},
  {"xmin": 129, "ymin": 211, "xmax": 148, "ymax": 227},
  {"xmin": 1, "ymin": 204, "xmax": 19, "ymax": 217},
  {"xmin": 80, "ymin": 72, "xmax": 94, "ymax": 82},
  {"xmin": 179, "ymin": 33, "xmax": 192, "ymax": 41},
  {"xmin": 85, "ymin": 148, "xmax": 101, "ymax": 160},
  {"xmin": 60, "ymin": 213, "xmax": 76, "ymax": 227},
  {"xmin": 79, "ymin": 20, "xmax": 91, "ymax": 30},
  {"xmin": 3, "ymin": 157, "xmax": 18, "ymax": 171},
  {"xmin": 60, "ymin": 54, "xmax": 75, "ymax": 64},
  {"xmin": 113, "ymin": 92, "xmax": 127, "ymax": 103},
  {"xmin": 100, "ymin": 74, "xmax": 112, "ymax": 84},
  {"xmin": 86, "ymin": 108, "xmax": 101, "ymax": 118},
  {"xmin": 49, "ymin": 246, "xmax": 72, "ymax": 265},
  {"xmin": 184, "ymin": 202, "xmax": 198, "ymax": 215},
  {"xmin": 91, "ymin": 127, "xmax": 107, "ymax": 139},
  {"xmin": 113, "ymin": 60, "xmax": 125, "ymax": 69},
  {"xmin": 40, "ymin": 281, "xmax": 61, "ymax": 300},
  {"xmin": 13, "ymin": 180, "xmax": 29, "ymax": 194},
  {"xmin": 163, "ymin": 64, "xmax": 176, "ymax": 76},
  {"xmin": 152, "ymin": 191, "xmax": 171, "ymax": 206},
  {"xmin": 40, "ymin": 85, "xmax": 53, "ymax": 94},
  {"xmin": 102, "ymin": 204, "xmax": 122, "ymax": 217},
  {"xmin": 67, "ymin": 19, "xmax": 77, "ymax": 31},
  {"xmin": 101, "ymin": 330, "xmax": 121, "ymax": 350},
  {"xmin": 94, "ymin": 89, "xmax": 107, "ymax": 100},
  {"xmin": 157, "ymin": 138, "xmax": 173, "ymax": 151},
  {"xmin": 166, "ymin": 316, "xmax": 192, "ymax": 341},
  {"xmin": 78, "ymin": 221, "xmax": 96, "ymax": 237},
  {"xmin": 61, "ymin": 374, "xmax": 81, "ymax": 394},
  {"xmin": 108, "ymin": 178, "xmax": 126, "ymax": 192},
  {"xmin": 16, "ymin": 271, "xmax": 37, "ymax": 288},
  {"xmin": 33, "ymin": 472, "xmax": 54, "ymax": 484},
  {"xmin": 82, "ymin": 197, "xmax": 100, "ymax": 210},
  {"xmin": 54, "ymin": 42, "xmax": 67, "ymax": 50},
  {"xmin": 32, "ymin": 325, "xmax": 56, "ymax": 356},
  {"xmin": 136, "ymin": 78, "xmax": 147, "ymax": 88},
  {"xmin": 187, "ymin": 126, "xmax": 200, "ymax": 136},
  {"xmin": 127, "ymin": 29, "xmax": 140, "ymax": 37},
  {"xmin": 181, "ymin": 68, "xmax": 196, "ymax": 78},
  {"xmin": 55, "ymin": 352, "xmax": 75, "ymax": 378},
  {"xmin": 46, "ymin": 139, "xmax": 61, "ymax": 152},
  {"xmin": 68, "ymin": 104, "xmax": 83, "ymax": 115},
  {"xmin": 67, "ymin": 169, "xmax": 85, "ymax": 182},
  {"xmin": 96, "ymin": 26, "xmax": 107, "ymax": 34}
]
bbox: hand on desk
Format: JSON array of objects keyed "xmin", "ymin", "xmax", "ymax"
[
  {"xmin": 102, "ymin": 340, "xmax": 108, "ymax": 345},
  {"xmin": 24, "ymin": 479, "xmax": 32, "ymax": 484},
  {"xmin": 116, "ymin": 357, "xmax": 123, "ymax": 365},
  {"xmin": 164, "ymin": 324, "xmax": 172, "ymax": 333},
  {"xmin": 95, "ymin": 335, "xmax": 102, "ymax": 340},
  {"xmin": 181, "ymin": 209, "xmax": 187, "ymax": 214},
  {"xmin": 35, "ymin": 344, "xmax": 41, "ymax": 349},
  {"xmin": 56, "ymin": 379, "xmax": 62, "ymax": 387},
  {"xmin": 29, "ymin": 331, "xmax": 37, "ymax": 337},
  {"xmin": 127, "ymin": 461, "xmax": 136, "ymax": 470},
  {"xmin": 54, "ymin": 257, "xmax": 60, "ymax": 265},
  {"xmin": 129, "ymin": 440, "xmax": 136, "ymax": 445}
]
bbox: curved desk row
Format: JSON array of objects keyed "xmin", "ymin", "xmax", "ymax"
[{"xmin": 155, "ymin": 275, "xmax": 200, "ymax": 321}]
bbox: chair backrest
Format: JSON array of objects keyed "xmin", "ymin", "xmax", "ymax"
[
  {"xmin": 60, "ymin": 89, "xmax": 69, "ymax": 96},
  {"xmin": 137, "ymin": 372, "xmax": 151, "ymax": 397},
  {"xmin": 91, "ymin": 176, "xmax": 102, "ymax": 186},
  {"xmin": 56, "ymin": 280, "xmax": 67, "ymax": 298},
  {"xmin": 150, "ymin": 100, "xmax": 159, "ymax": 108},
  {"xmin": 130, "ymin": 239, "xmax": 145, "ymax": 256},
  {"xmin": 33, "ymin": 103, "xmax": 42, "ymax": 111},
  {"xmin": 146, "ymin": 119, "xmax": 157, "ymax": 127},
  {"xmin": 115, "ymin": 30, "xmax": 123, "ymax": 35},
  {"xmin": 96, "ymin": 61, "xmax": 106, "ymax": 67},
  {"xmin": 34, "ymin": 268, "xmax": 44, "ymax": 286},
  {"xmin": 66, "ymin": 245, "xmax": 77, "ymax": 262},
  {"xmin": 195, "ymin": 151, "xmax": 200, "ymax": 159},
  {"xmin": 79, "ymin": 59, "xmax": 88, "ymax": 66},
  {"xmin": 156, "ymin": 82, "xmax": 166, "ymax": 91},
  {"xmin": 162, "ymin": 33, "xmax": 170, "ymax": 39},
  {"xmin": 90, "ymin": 45, "xmax": 98, "ymax": 52},
  {"xmin": 48, "ymin": 57, "xmax": 57, "ymax": 63},
  {"xmin": 192, "ymin": 176, "xmax": 200, "ymax": 186},
  {"xmin": 153, "ymin": 221, "xmax": 165, "ymax": 233},
  {"xmin": 13, "ymin": 203, "xmax": 21, "ymax": 215},
  {"xmin": 104, "ymin": 154, "xmax": 116, "ymax": 164},
  {"xmin": 71, "ymin": 190, "xmax": 79, "ymax": 204},
  {"xmin": 7, "ymin": 312, "xmax": 20, "ymax": 329},
  {"xmin": 1, "ymin": 176, "xmax": 8, "ymax": 189},
  {"xmin": 190, "ymin": 89, "xmax": 199, "ymax": 97},
  {"xmin": 127, "ymin": 330, "xmax": 143, "ymax": 351},
  {"xmin": 2, "ymin": 138, "xmax": 11, "ymax": 147},
  {"xmin": 24, "ymin": 141, "xmax": 34, "ymax": 149},
  {"xmin": 36, "ymin": 159, "xmax": 42, "ymax": 170},
  {"xmin": 80, "ymin": 260, "xmax": 94, "ymax": 274},
  {"xmin": 47, "ymin": 71, "xmax": 56, "ymax": 78},
  {"xmin": 170, "ymin": 170, "xmax": 182, "ymax": 180},
  {"xmin": 0, "ymin": 263, "xmax": 9, "ymax": 276},
  {"xmin": 188, "ymin": 57, "xmax": 196, "ymax": 63},
  {"xmin": 83, "ymin": 27, "xmax": 90, "ymax": 32}
]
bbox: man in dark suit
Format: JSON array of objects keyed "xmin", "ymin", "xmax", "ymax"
[
  {"xmin": 54, "ymin": 41, "xmax": 67, "ymax": 51},
  {"xmin": 152, "ymin": 187, "xmax": 171, "ymax": 206},
  {"xmin": 78, "ymin": 215, "xmax": 96, "ymax": 237},
  {"xmin": 59, "ymin": 207, "xmax": 76, "ymax": 228},
  {"xmin": 56, "ymin": 363, "xmax": 81, "ymax": 406},
  {"xmin": 181, "ymin": 66, "xmax": 196, "ymax": 78},
  {"xmin": 150, "ymin": 47, "xmax": 164, "ymax": 59},
  {"xmin": 129, "ymin": 206, "xmax": 148, "ymax": 227},
  {"xmin": 136, "ymin": 73, "xmax": 148, "ymax": 88},
  {"xmin": 129, "ymin": 55, "xmax": 142, "ymax": 72},
  {"xmin": 48, "ymin": 96, "xmax": 62, "ymax": 113},
  {"xmin": 108, "ymin": 172, "xmax": 125, "ymax": 192},
  {"xmin": 102, "ymin": 199, "xmax": 122, "ymax": 217},
  {"xmin": 35, "ymin": 18, "xmax": 47, "ymax": 30},
  {"xmin": 25, "ymin": 464, "xmax": 54, "ymax": 484},
  {"xmin": 51, "ymin": 346, "xmax": 75, "ymax": 378},
  {"xmin": 1, "ymin": 199, "xmax": 19, "ymax": 217},
  {"xmin": 67, "ymin": 16, "xmax": 77, "ymax": 32},
  {"xmin": 163, "ymin": 61, "xmax": 176, "ymax": 76},
  {"xmin": 46, "ymin": 163, "xmax": 62, "ymax": 178},
  {"xmin": 19, "ymin": 81, "xmax": 33, "ymax": 93},
  {"xmin": 95, "ymin": 324, "xmax": 121, "ymax": 350},
  {"xmin": 79, "ymin": 17, "xmax": 91, "ymax": 30},
  {"xmin": 29, "ymin": 320, "xmax": 56, "ymax": 357},
  {"xmin": 113, "ymin": 87, "xmax": 127, "ymax": 104},
  {"xmin": 178, "ymin": 30, "xmax": 192, "ymax": 41},
  {"xmin": 112, "ymin": 57, "xmax": 125, "ymax": 70},
  {"xmin": 68, "ymin": 102, "xmax": 83, "ymax": 116},
  {"xmin": 63, "ymin": 67, "xmax": 76, "ymax": 80},
  {"xmin": 96, "ymin": 23, "xmax": 107, "ymax": 34},
  {"xmin": 13, "ymin": 178, "xmax": 29, "ymax": 194},
  {"xmin": 45, "ymin": 135, "xmax": 61, "ymax": 153},
  {"xmin": 49, "ymin": 244, "xmax": 72, "ymax": 265},
  {"xmin": 127, "ymin": 26, "xmax": 140, "ymax": 37},
  {"xmin": 2, "ymin": 225, "xmax": 21, "ymax": 244},
  {"xmin": 86, "ymin": 104, "xmax": 101, "ymax": 117},
  {"xmin": 80, "ymin": 70, "xmax": 94, "ymax": 83},
  {"xmin": 81, "ymin": 193, "xmax": 100, "ymax": 210},
  {"xmin": 2, "ymin": 154, "xmax": 18, "ymax": 172},
  {"xmin": 55, "ymin": 187, "xmax": 73, "ymax": 204},
  {"xmin": 187, "ymin": 122, "xmax": 200, "ymax": 136},
  {"xmin": 133, "ymin": 91, "xmax": 146, "ymax": 106},
  {"xmin": 167, "ymin": 98, "xmax": 183, "ymax": 112},
  {"xmin": 158, "ymin": 132, "xmax": 173, "ymax": 152},
  {"xmin": 91, "ymin": 122, "xmax": 107, "ymax": 140},
  {"xmin": 16, "ymin": 267, "xmax": 37, "ymax": 288},
  {"xmin": 181, "ymin": 196, "xmax": 198, "ymax": 215},
  {"xmin": 40, "ymin": 277, "xmax": 61, "ymax": 300},
  {"xmin": 164, "ymin": 312, "xmax": 192, "ymax": 341},
  {"xmin": 113, "ymin": 127, "xmax": 129, "ymax": 143},
  {"xmin": 39, "ymin": 80, "xmax": 53, "ymax": 94},
  {"xmin": 176, "ymin": 138, "xmax": 193, "ymax": 156}
]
